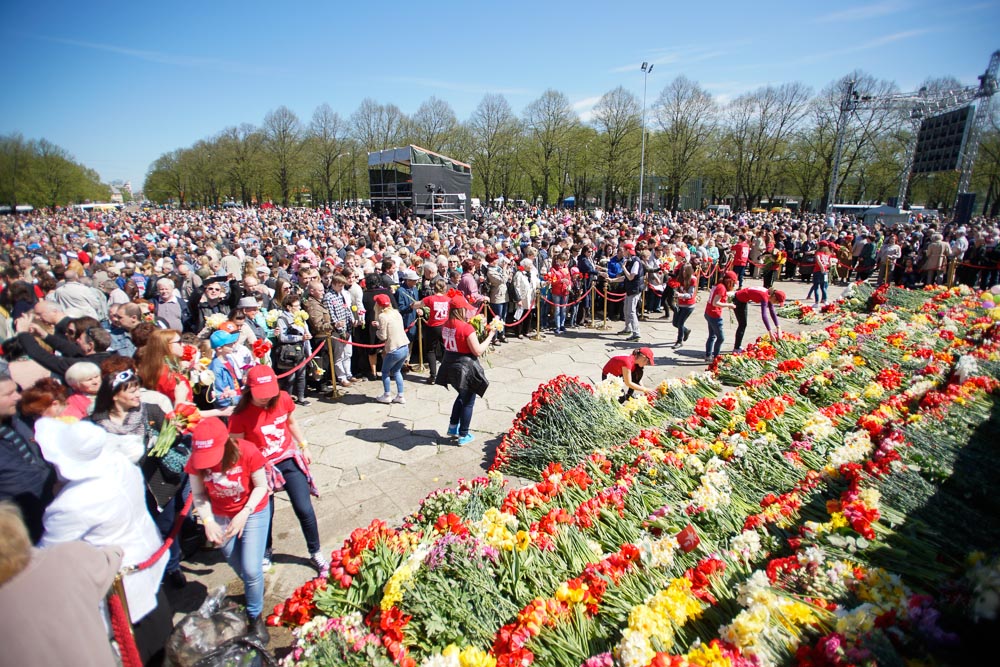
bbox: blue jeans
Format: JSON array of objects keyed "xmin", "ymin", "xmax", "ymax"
[
  {"xmin": 811, "ymin": 271, "xmax": 828, "ymax": 304},
  {"xmin": 552, "ymin": 294, "xmax": 567, "ymax": 330},
  {"xmin": 219, "ymin": 502, "xmax": 271, "ymax": 618},
  {"xmin": 673, "ymin": 306, "xmax": 694, "ymax": 343},
  {"xmin": 733, "ymin": 265, "xmax": 746, "ymax": 288},
  {"xmin": 381, "ymin": 345, "xmax": 408, "ymax": 395},
  {"xmin": 705, "ymin": 315, "xmax": 724, "ymax": 359},
  {"xmin": 151, "ymin": 478, "xmax": 190, "ymax": 574},
  {"xmin": 449, "ymin": 388, "xmax": 478, "ymax": 437},
  {"xmin": 266, "ymin": 458, "xmax": 320, "ymax": 554}
]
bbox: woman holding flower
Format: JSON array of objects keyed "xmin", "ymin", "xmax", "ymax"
[
  {"xmin": 274, "ymin": 292, "xmax": 312, "ymax": 406},
  {"xmin": 436, "ymin": 293, "xmax": 495, "ymax": 445},
  {"xmin": 672, "ymin": 263, "xmax": 698, "ymax": 349},
  {"xmin": 704, "ymin": 270, "xmax": 737, "ymax": 364},
  {"xmin": 138, "ymin": 328, "xmax": 194, "ymax": 407},
  {"xmin": 229, "ymin": 365, "xmax": 327, "ymax": 577},
  {"xmin": 547, "ymin": 256, "xmax": 572, "ymax": 334}
]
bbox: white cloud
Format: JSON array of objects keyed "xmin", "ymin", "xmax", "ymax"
[
  {"xmin": 802, "ymin": 29, "xmax": 932, "ymax": 63},
  {"xmin": 815, "ymin": 1, "xmax": 906, "ymax": 23},
  {"xmin": 609, "ymin": 44, "xmax": 730, "ymax": 74},
  {"xmin": 571, "ymin": 95, "xmax": 602, "ymax": 122},
  {"xmin": 39, "ymin": 36, "xmax": 283, "ymax": 75}
]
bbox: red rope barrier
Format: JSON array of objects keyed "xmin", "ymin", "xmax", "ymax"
[
  {"xmin": 274, "ymin": 339, "xmax": 327, "ymax": 378},
  {"xmin": 128, "ymin": 493, "xmax": 194, "ymax": 573},
  {"xmin": 109, "ymin": 593, "xmax": 143, "ymax": 667},
  {"xmin": 539, "ymin": 285, "xmax": 593, "ymax": 308},
  {"xmin": 958, "ymin": 261, "xmax": 1000, "ymax": 270},
  {"xmin": 594, "ymin": 287, "xmax": 627, "ymax": 302},
  {"xmin": 484, "ymin": 303, "xmax": 535, "ymax": 327}
]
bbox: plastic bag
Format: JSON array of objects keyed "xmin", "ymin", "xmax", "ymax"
[{"xmin": 166, "ymin": 586, "xmax": 272, "ymax": 667}]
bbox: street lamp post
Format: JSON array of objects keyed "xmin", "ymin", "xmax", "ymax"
[{"xmin": 639, "ymin": 62, "xmax": 654, "ymax": 214}]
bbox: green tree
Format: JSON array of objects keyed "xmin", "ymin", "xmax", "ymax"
[
  {"xmin": 652, "ymin": 76, "xmax": 716, "ymax": 211},
  {"xmin": 591, "ymin": 86, "xmax": 641, "ymax": 208},
  {"xmin": 522, "ymin": 89, "xmax": 576, "ymax": 205},
  {"xmin": 263, "ymin": 106, "xmax": 304, "ymax": 206}
]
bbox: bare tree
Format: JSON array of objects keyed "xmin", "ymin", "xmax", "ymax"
[
  {"xmin": 468, "ymin": 94, "xmax": 521, "ymax": 204},
  {"xmin": 410, "ymin": 97, "xmax": 458, "ymax": 153},
  {"xmin": 218, "ymin": 124, "xmax": 264, "ymax": 205},
  {"xmin": 307, "ymin": 103, "xmax": 347, "ymax": 205},
  {"xmin": 591, "ymin": 86, "xmax": 641, "ymax": 208},
  {"xmin": 523, "ymin": 89, "xmax": 577, "ymax": 205},
  {"xmin": 652, "ymin": 76, "xmax": 716, "ymax": 211},
  {"xmin": 722, "ymin": 82, "xmax": 811, "ymax": 209},
  {"xmin": 263, "ymin": 106, "xmax": 304, "ymax": 206},
  {"xmin": 351, "ymin": 98, "xmax": 408, "ymax": 153}
]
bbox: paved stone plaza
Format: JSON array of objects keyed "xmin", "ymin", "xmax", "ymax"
[{"xmin": 166, "ymin": 279, "xmax": 822, "ymax": 646}]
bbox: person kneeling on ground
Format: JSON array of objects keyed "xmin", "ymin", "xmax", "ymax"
[{"xmin": 601, "ymin": 347, "xmax": 656, "ymax": 403}]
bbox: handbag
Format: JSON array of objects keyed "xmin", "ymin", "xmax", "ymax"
[{"xmin": 275, "ymin": 341, "xmax": 305, "ymax": 369}]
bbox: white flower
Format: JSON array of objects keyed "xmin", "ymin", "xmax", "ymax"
[{"xmin": 731, "ymin": 531, "xmax": 762, "ymax": 560}]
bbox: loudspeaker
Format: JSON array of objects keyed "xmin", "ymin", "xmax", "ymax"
[
  {"xmin": 954, "ymin": 193, "xmax": 976, "ymax": 226},
  {"xmin": 912, "ymin": 106, "xmax": 974, "ymax": 174}
]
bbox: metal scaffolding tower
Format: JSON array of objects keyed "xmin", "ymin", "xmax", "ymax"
[{"xmin": 826, "ymin": 50, "xmax": 999, "ymax": 213}]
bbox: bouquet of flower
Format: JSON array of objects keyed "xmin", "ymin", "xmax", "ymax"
[
  {"xmin": 148, "ymin": 402, "xmax": 202, "ymax": 458},
  {"xmin": 252, "ymin": 339, "xmax": 272, "ymax": 360}
]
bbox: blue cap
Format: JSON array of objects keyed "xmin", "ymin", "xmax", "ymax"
[{"xmin": 209, "ymin": 330, "xmax": 239, "ymax": 349}]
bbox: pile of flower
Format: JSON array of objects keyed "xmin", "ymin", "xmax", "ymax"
[{"xmin": 270, "ymin": 284, "xmax": 1000, "ymax": 667}]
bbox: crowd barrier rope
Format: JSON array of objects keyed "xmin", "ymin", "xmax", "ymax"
[{"xmin": 274, "ymin": 339, "xmax": 327, "ymax": 378}]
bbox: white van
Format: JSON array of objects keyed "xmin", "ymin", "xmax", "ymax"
[{"xmin": 705, "ymin": 204, "xmax": 732, "ymax": 216}]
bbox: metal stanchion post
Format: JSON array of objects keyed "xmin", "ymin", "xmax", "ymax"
[
  {"xmin": 530, "ymin": 289, "xmax": 543, "ymax": 340},
  {"xmin": 639, "ymin": 285, "xmax": 646, "ymax": 320},
  {"xmin": 602, "ymin": 287, "xmax": 608, "ymax": 330},
  {"xmin": 325, "ymin": 337, "xmax": 342, "ymax": 399},
  {"xmin": 417, "ymin": 318, "xmax": 425, "ymax": 372},
  {"xmin": 946, "ymin": 258, "xmax": 957, "ymax": 288}
]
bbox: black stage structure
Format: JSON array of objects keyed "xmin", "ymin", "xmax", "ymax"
[{"xmin": 368, "ymin": 145, "xmax": 472, "ymax": 221}]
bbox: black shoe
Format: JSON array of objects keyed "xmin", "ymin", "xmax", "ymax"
[
  {"xmin": 166, "ymin": 569, "xmax": 186, "ymax": 589},
  {"xmin": 626, "ymin": 334, "xmax": 641, "ymax": 342},
  {"xmin": 247, "ymin": 613, "xmax": 270, "ymax": 645},
  {"xmin": 426, "ymin": 375, "xmax": 436, "ymax": 384},
  {"xmin": 683, "ymin": 328, "xmax": 691, "ymax": 342},
  {"xmin": 295, "ymin": 397, "xmax": 311, "ymax": 406}
]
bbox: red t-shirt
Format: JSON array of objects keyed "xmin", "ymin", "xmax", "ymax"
[
  {"xmin": 705, "ymin": 283, "xmax": 728, "ymax": 318},
  {"xmin": 186, "ymin": 439, "xmax": 269, "ymax": 518},
  {"xmin": 732, "ymin": 243, "xmax": 750, "ymax": 266},
  {"xmin": 156, "ymin": 366, "xmax": 193, "ymax": 403},
  {"xmin": 677, "ymin": 276, "xmax": 698, "ymax": 307},
  {"xmin": 228, "ymin": 391, "xmax": 296, "ymax": 463},
  {"xmin": 813, "ymin": 251, "xmax": 832, "ymax": 273},
  {"xmin": 735, "ymin": 287, "xmax": 769, "ymax": 304},
  {"xmin": 422, "ymin": 294, "xmax": 451, "ymax": 327},
  {"xmin": 442, "ymin": 319, "xmax": 475, "ymax": 354},
  {"xmin": 602, "ymin": 354, "xmax": 636, "ymax": 378}
]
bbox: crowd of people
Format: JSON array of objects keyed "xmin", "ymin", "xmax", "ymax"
[{"xmin": 1, "ymin": 200, "xmax": 998, "ymax": 664}]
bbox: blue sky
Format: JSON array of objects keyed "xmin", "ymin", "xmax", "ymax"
[{"xmin": 2, "ymin": 0, "xmax": 997, "ymax": 188}]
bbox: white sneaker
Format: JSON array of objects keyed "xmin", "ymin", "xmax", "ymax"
[
  {"xmin": 375, "ymin": 393, "xmax": 392, "ymax": 404},
  {"xmin": 310, "ymin": 550, "xmax": 329, "ymax": 575},
  {"xmin": 262, "ymin": 552, "xmax": 273, "ymax": 572},
  {"xmin": 392, "ymin": 395, "xmax": 406, "ymax": 404}
]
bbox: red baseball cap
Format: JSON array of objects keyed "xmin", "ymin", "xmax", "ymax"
[
  {"xmin": 622, "ymin": 241, "xmax": 636, "ymax": 253},
  {"xmin": 190, "ymin": 417, "xmax": 229, "ymax": 469},
  {"xmin": 724, "ymin": 270, "xmax": 739, "ymax": 283},
  {"xmin": 449, "ymin": 293, "xmax": 473, "ymax": 311},
  {"xmin": 637, "ymin": 347, "xmax": 655, "ymax": 365},
  {"xmin": 247, "ymin": 364, "xmax": 279, "ymax": 401},
  {"xmin": 374, "ymin": 293, "xmax": 391, "ymax": 308}
]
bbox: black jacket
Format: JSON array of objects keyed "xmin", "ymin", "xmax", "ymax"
[{"xmin": 435, "ymin": 352, "xmax": 489, "ymax": 397}]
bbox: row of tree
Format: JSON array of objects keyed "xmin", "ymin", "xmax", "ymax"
[{"xmin": 0, "ymin": 134, "xmax": 110, "ymax": 209}]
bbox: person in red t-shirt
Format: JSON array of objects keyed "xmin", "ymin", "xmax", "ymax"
[
  {"xmin": 420, "ymin": 277, "xmax": 451, "ymax": 384},
  {"xmin": 186, "ymin": 417, "xmax": 271, "ymax": 644},
  {"xmin": 807, "ymin": 241, "xmax": 834, "ymax": 305},
  {"xmin": 601, "ymin": 347, "xmax": 656, "ymax": 402},
  {"xmin": 436, "ymin": 293, "xmax": 495, "ymax": 445},
  {"xmin": 704, "ymin": 271, "xmax": 737, "ymax": 363},
  {"xmin": 731, "ymin": 235, "xmax": 751, "ymax": 288},
  {"xmin": 732, "ymin": 286, "xmax": 786, "ymax": 353},
  {"xmin": 671, "ymin": 263, "xmax": 699, "ymax": 348},
  {"xmin": 228, "ymin": 365, "xmax": 326, "ymax": 576}
]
